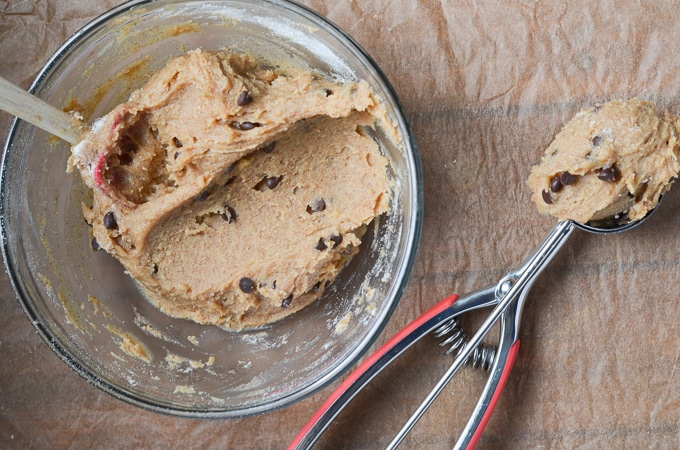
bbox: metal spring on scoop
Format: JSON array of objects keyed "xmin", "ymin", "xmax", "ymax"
[{"xmin": 433, "ymin": 317, "xmax": 497, "ymax": 371}]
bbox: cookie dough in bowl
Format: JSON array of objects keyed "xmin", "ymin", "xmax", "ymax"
[
  {"xmin": 528, "ymin": 99, "xmax": 680, "ymax": 224},
  {"xmin": 1, "ymin": 0, "xmax": 421, "ymax": 419},
  {"xmin": 69, "ymin": 49, "xmax": 392, "ymax": 330}
]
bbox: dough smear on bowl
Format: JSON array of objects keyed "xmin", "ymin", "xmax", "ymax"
[
  {"xmin": 527, "ymin": 99, "xmax": 680, "ymax": 224},
  {"xmin": 68, "ymin": 49, "xmax": 393, "ymax": 330}
]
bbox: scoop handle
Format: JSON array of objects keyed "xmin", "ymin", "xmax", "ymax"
[
  {"xmin": 0, "ymin": 75, "xmax": 82, "ymax": 144},
  {"xmin": 456, "ymin": 300, "xmax": 523, "ymax": 449},
  {"xmin": 288, "ymin": 294, "xmax": 460, "ymax": 450},
  {"xmin": 289, "ymin": 285, "xmax": 499, "ymax": 450},
  {"xmin": 387, "ymin": 221, "xmax": 575, "ymax": 448}
]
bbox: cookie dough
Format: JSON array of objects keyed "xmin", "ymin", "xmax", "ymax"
[
  {"xmin": 528, "ymin": 99, "xmax": 680, "ymax": 224},
  {"xmin": 68, "ymin": 49, "xmax": 391, "ymax": 329}
]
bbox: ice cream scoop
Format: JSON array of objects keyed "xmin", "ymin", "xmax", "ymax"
[{"xmin": 292, "ymin": 100, "xmax": 678, "ymax": 450}]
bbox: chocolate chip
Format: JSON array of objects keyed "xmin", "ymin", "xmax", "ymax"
[
  {"xmin": 262, "ymin": 141, "xmax": 276, "ymax": 154},
  {"xmin": 560, "ymin": 171, "xmax": 576, "ymax": 186},
  {"xmin": 266, "ymin": 176, "xmax": 282, "ymax": 189},
  {"xmin": 237, "ymin": 90, "xmax": 253, "ymax": 106},
  {"xmin": 311, "ymin": 281, "xmax": 321, "ymax": 293},
  {"xmin": 597, "ymin": 166, "xmax": 619, "ymax": 182},
  {"xmin": 541, "ymin": 190, "xmax": 553, "ymax": 204},
  {"xmin": 325, "ymin": 89, "xmax": 333, "ymax": 97},
  {"xmin": 221, "ymin": 205, "xmax": 237, "ymax": 223},
  {"xmin": 239, "ymin": 277, "xmax": 255, "ymax": 293},
  {"xmin": 172, "ymin": 137, "xmax": 183, "ymax": 148},
  {"xmin": 174, "ymin": 152, "xmax": 180, "ymax": 160},
  {"xmin": 103, "ymin": 211, "xmax": 118, "ymax": 230},
  {"xmin": 330, "ymin": 234, "xmax": 343, "ymax": 248},
  {"xmin": 241, "ymin": 121, "xmax": 260, "ymax": 130},
  {"xmin": 550, "ymin": 176, "xmax": 563, "ymax": 193},
  {"xmin": 307, "ymin": 199, "xmax": 326, "ymax": 214},
  {"xmin": 281, "ymin": 295, "xmax": 293, "ymax": 308},
  {"xmin": 592, "ymin": 135, "xmax": 602, "ymax": 147},
  {"xmin": 316, "ymin": 238, "xmax": 327, "ymax": 251},
  {"xmin": 91, "ymin": 238, "xmax": 100, "ymax": 251},
  {"xmin": 231, "ymin": 121, "xmax": 261, "ymax": 131},
  {"xmin": 152, "ymin": 263, "xmax": 159, "ymax": 274}
]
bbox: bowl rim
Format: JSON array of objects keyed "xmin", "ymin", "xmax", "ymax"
[{"xmin": 0, "ymin": 0, "xmax": 424, "ymax": 418}]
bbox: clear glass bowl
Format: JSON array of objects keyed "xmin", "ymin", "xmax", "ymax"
[{"xmin": 0, "ymin": 0, "xmax": 422, "ymax": 418}]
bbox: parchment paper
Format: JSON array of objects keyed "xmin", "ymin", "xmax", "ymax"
[{"xmin": 2, "ymin": 0, "xmax": 680, "ymax": 448}]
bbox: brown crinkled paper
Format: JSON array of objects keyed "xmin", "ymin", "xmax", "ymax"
[{"xmin": 2, "ymin": 0, "xmax": 680, "ymax": 448}]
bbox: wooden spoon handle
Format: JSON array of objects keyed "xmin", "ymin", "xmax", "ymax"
[{"xmin": 0, "ymin": 75, "xmax": 83, "ymax": 144}]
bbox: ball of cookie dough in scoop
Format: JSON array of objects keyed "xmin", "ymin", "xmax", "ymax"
[{"xmin": 527, "ymin": 99, "xmax": 680, "ymax": 224}]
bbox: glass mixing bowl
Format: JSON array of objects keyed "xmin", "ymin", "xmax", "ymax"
[{"xmin": 0, "ymin": 0, "xmax": 422, "ymax": 418}]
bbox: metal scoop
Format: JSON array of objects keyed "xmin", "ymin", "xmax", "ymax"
[{"xmin": 289, "ymin": 206, "xmax": 661, "ymax": 450}]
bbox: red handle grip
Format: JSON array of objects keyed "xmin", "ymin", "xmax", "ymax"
[
  {"xmin": 288, "ymin": 294, "xmax": 460, "ymax": 450},
  {"xmin": 467, "ymin": 340, "xmax": 520, "ymax": 449}
]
